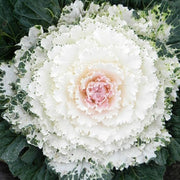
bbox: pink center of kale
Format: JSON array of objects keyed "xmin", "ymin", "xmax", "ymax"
[{"xmin": 85, "ymin": 74, "xmax": 114, "ymax": 109}]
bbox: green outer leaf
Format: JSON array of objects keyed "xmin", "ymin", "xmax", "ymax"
[
  {"xmin": 0, "ymin": 0, "xmax": 23, "ymax": 60},
  {"xmin": 20, "ymin": 146, "xmax": 40, "ymax": 164},
  {"xmin": 8, "ymin": 159, "xmax": 58, "ymax": 180},
  {"xmin": 154, "ymin": 148, "xmax": 169, "ymax": 166},
  {"xmin": 109, "ymin": 0, "xmax": 161, "ymax": 9},
  {"xmin": 165, "ymin": 92, "xmax": 180, "ymax": 165},
  {"xmin": 168, "ymin": 138, "xmax": 180, "ymax": 163},
  {"xmin": 0, "ymin": 0, "xmax": 62, "ymax": 61},
  {"xmin": 166, "ymin": 0, "xmax": 180, "ymax": 59},
  {"xmin": 0, "ymin": 120, "xmax": 59, "ymax": 180},
  {"xmin": 0, "ymin": 136, "xmax": 27, "ymax": 163},
  {"xmin": 167, "ymin": 115, "xmax": 180, "ymax": 144},
  {"xmin": 14, "ymin": 0, "xmax": 61, "ymax": 30},
  {"xmin": 112, "ymin": 163, "xmax": 166, "ymax": 180}
]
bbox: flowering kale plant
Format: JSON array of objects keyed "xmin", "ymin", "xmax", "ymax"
[{"xmin": 0, "ymin": 0, "xmax": 180, "ymax": 179}]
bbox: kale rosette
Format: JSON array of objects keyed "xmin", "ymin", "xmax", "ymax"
[{"xmin": 0, "ymin": 0, "xmax": 180, "ymax": 179}]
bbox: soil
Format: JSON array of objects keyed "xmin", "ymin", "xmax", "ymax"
[
  {"xmin": 164, "ymin": 162, "xmax": 180, "ymax": 180},
  {"xmin": 0, "ymin": 162, "xmax": 18, "ymax": 180}
]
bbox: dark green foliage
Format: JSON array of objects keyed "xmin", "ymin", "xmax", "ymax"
[
  {"xmin": 166, "ymin": 92, "xmax": 180, "ymax": 165},
  {"xmin": 0, "ymin": 0, "xmax": 61, "ymax": 61},
  {"xmin": 0, "ymin": 120, "xmax": 59, "ymax": 180},
  {"xmin": 112, "ymin": 163, "xmax": 166, "ymax": 180},
  {"xmin": 166, "ymin": 0, "xmax": 180, "ymax": 59},
  {"xmin": 109, "ymin": 0, "xmax": 161, "ymax": 9},
  {"xmin": 14, "ymin": 0, "xmax": 61, "ymax": 30},
  {"xmin": 0, "ymin": 0, "xmax": 23, "ymax": 60},
  {"xmin": 154, "ymin": 148, "xmax": 169, "ymax": 166}
]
